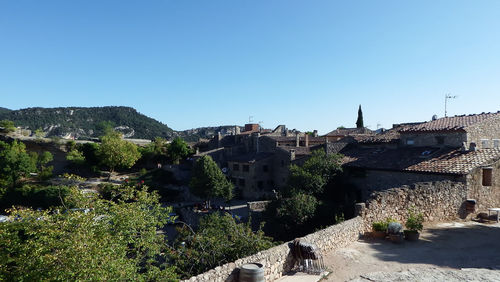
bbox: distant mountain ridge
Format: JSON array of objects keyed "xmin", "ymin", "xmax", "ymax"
[
  {"xmin": 0, "ymin": 106, "xmax": 175, "ymax": 140},
  {"xmin": 0, "ymin": 107, "xmax": 11, "ymax": 115},
  {"xmin": 0, "ymin": 106, "xmax": 240, "ymax": 142}
]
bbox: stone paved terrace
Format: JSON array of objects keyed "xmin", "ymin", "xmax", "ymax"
[{"xmin": 279, "ymin": 221, "xmax": 500, "ymax": 282}]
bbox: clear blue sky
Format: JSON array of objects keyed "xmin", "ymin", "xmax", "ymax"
[{"xmin": 1, "ymin": 1, "xmax": 499, "ymax": 134}]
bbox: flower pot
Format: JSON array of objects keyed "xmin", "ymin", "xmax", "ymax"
[
  {"xmin": 404, "ymin": 230, "xmax": 420, "ymax": 241},
  {"xmin": 372, "ymin": 231, "xmax": 386, "ymax": 239},
  {"xmin": 389, "ymin": 233, "xmax": 404, "ymax": 243}
]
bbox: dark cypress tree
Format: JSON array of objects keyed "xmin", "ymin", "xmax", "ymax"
[{"xmin": 356, "ymin": 105, "xmax": 364, "ymax": 128}]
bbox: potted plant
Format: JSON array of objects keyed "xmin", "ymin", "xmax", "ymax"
[
  {"xmin": 387, "ymin": 221, "xmax": 404, "ymax": 243},
  {"xmin": 371, "ymin": 221, "xmax": 387, "ymax": 238},
  {"xmin": 371, "ymin": 217, "xmax": 396, "ymax": 239},
  {"xmin": 404, "ymin": 208, "xmax": 424, "ymax": 241}
]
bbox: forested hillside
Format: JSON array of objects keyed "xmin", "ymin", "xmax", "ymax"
[
  {"xmin": 0, "ymin": 106, "xmax": 175, "ymax": 140},
  {"xmin": 0, "ymin": 107, "xmax": 11, "ymax": 115}
]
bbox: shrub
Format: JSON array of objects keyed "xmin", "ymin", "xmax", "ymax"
[
  {"xmin": 372, "ymin": 221, "xmax": 387, "ymax": 232},
  {"xmin": 406, "ymin": 208, "xmax": 424, "ymax": 231},
  {"xmin": 387, "ymin": 222, "xmax": 403, "ymax": 234}
]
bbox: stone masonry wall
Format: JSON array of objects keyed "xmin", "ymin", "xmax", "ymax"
[
  {"xmin": 466, "ymin": 114, "xmax": 500, "ymax": 149},
  {"xmin": 346, "ymin": 169, "xmax": 464, "ymax": 201},
  {"xmin": 466, "ymin": 161, "xmax": 500, "ymax": 213},
  {"xmin": 361, "ymin": 181, "xmax": 468, "ymax": 230},
  {"xmin": 182, "ymin": 216, "xmax": 364, "ymax": 282},
  {"xmin": 400, "ymin": 131, "xmax": 466, "ymax": 147}
]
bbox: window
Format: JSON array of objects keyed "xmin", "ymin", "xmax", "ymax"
[
  {"xmin": 257, "ymin": 181, "xmax": 264, "ymax": 189},
  {"xmin": 238, "ymin": 178, "xmax": 246, "ymax": 187},
  {"xmin": 263, "ymin": 165, "xmax": 269, "ymax": 172},
  {"xmin": 281, "ymin": 160, "xmax": 285, "ymax": 167},
  {"xmin": 482, "ymin": 168, "xmax": 493, "ymax": 186},
  {"xmin": 406, "ymin": 139, "xmax": 414, "ymax": 145},
  {"xmin": 243, "ymin": 165, "xmax": 249, "ymax": 172},
  {"xmin": 481, "ymin": 139, "xmax": 490, "ymax": 149},
  {"xmin": 233, "ymin": 164, "xmax": 239, "ymax": 171},
  {"xmin": 494, "ymin": 139, "xmax": 500, "ymax": 148}
]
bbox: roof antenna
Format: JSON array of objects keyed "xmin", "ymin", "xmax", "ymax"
[{"xmin": 444, "ymin": 93, "xmax": 458, "ymax": 117}]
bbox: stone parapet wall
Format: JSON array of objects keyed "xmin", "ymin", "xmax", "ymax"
[
  {"xmin": 247, "ymin": 200, "xmax": 271, "ymax": 212},
  {"xmin": 183, "ymin": 217, "xmax": 364, "ymax": 282},
  {"xmin": 361, "ymin": 181, "xmax": 468, "ymax": 230}
]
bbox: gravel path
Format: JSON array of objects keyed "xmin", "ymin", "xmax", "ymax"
[{"xmin": 323, "ymin": 221, "xmax": 500, "ymax": 281}]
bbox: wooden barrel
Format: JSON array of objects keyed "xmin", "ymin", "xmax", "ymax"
[{"xmin": 239, "ymin": 263, "xmax": 264, "ymax": 282}]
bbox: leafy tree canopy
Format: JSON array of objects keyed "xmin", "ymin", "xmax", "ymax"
[
  {"xmin": 287, "ymin": 150, "xmax": 342, "ymax": 196},
  {"xmin": 98, "ymin": 131, "xmax": 141, "ymax": 175},
  {"xmin": 189, "ymin": 155, "xmax": 233, "ymax": 201},
  {"xmin": 172, "ymin": 212, "xmax": 275, "ymax": 279},
  {"xmin": 0, "ymin": 184, "xmax": 177, "ymax": 281},
  {"xmin": 167, "ymin": 137, "xmax": 191, "ymax": 164},
  {"xmin": 0, "ymin": 140, "xmax": 37, "ymax": 189},
  {"xmin": 0, "ymin": 120, "xmax": 15, "ymax": 133}
]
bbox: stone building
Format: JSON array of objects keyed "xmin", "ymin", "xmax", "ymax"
[
  {"xmin": 196, "ymin": 124, "xmax": 327, "ymax": 199},
  {"xmin": 336, "ymin": 112, "xmax": 500, "ymax": 215}
]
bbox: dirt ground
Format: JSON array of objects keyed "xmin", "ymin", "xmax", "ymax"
[{"xmin": 322, "ymin": 221, "xmax": 500, "ymax": 281}]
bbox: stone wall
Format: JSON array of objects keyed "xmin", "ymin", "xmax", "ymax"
[
  {"xmin": 466, "ymin": 161, "xmax": 500, "ymax": 212},
  {"xmin": 247, "ymin": 200, "xmax": 271, "ymax": 212},
  {"xmin": 346, "ymin": 169, "xmax": 464, "ymax": 201},
  {"xmin": 361, "ymin": 181, "xmax": 468, "ymax": 230},
  {"xmin": 182, "ymin": 216, "xmax": 364, "ymax": 282},
  {"xmin": 466, "ymin": 114, "xmax": 500, "ymax": 149},
  {"xmin": 400, "ymin": 131, "xmax": 466, "ymax": 147}
]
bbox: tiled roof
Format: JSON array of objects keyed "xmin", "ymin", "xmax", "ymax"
[
  {"xmin": 341, "ymin": 146, "xmax": 500, "ymax": 175},
  {"xmin": 227, "ymin": 152, "xmax": 273, "ymax": 163},
  {"xmin": 278, "ymin": 146, "xmax": 312, "ymax": 156},
  {"xmin": 266, "ymin": 136, "xmax": 326, "ymax": 143},
  {"xmin": 399, "ymin": 112, "xmax": 500, "ymax": 133},
  {"xmin": 325, "ymin": 127, "xmax": 373, "ymax": 137}
]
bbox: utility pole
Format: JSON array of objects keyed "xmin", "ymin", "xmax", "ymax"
[{"xmin": 445, "ymin": 93, "xmax": 457, "ymax": 117}]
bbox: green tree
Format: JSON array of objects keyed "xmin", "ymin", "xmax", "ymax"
[
  {"xmin": 98, "ymin": 131, "xmax": 141, "ymax": 179},
  {"xmin": 287, "ymin": 150, "xmax": 342, "ymax": 196},
  {"xmin": 172, "ymin": 212, "xmax": 275, "ymax": 279},
  {"xmin": 263, "ymin": 193, "xmax": 318, "ymax": 240},
  {"xmin": 33, "ymin": 151, "xmax": 54, "ymax": 180},
  {"xmin": 0, "ymin": 140, "xmax": 37, "ymax": 190},
  {"xmin": 356, "ymin": 104, "xmax": 364, "ymax": 128},
  {"xmin": 34, "ymin": 127, "xmax": 45, "ymax": 139},
  {"xmin": 66, "ymin": 148, "xmax": 86, "ymax": 165},
  {"xmin": 0, "ymin": 185, "xmax": 178, "ymax": 281},
  {"xmin": 96, "ymin": 120, "xmax": 116, "ymax": 136},
  {"xmin": 167, "ymin": 137, "xmax": 191, "ymax": 164},
  {"xmin": 0, "ymin": 120, "xmax": 15, "ymax": 133},
  {"xmin": 190, "ymin": 156, "xmax": 233, "ymax": 204}
]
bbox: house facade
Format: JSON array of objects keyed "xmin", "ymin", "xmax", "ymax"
[{"xmin": 337, "ymin": 112, "xmax": 500, "ymax": 216}]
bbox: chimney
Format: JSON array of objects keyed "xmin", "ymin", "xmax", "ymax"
[
  {"xmin": 235, "ymin": 126, "xmax": 241, "ymax": 135},
  {"xmin": 313, "ymin": 130, "xmax": 318, "ymax": 137},
  {"xmin": 217, "ymin": 132, "xmax": 222, "ymax": 148},
  {"xmin": 253, "ymin": 133, "xmax": 260, "ymax": 153},
  {"xmin": 290, "ymin": 149, "xmax": 296, "ymax": 161},
  {"xmin": 296, "ymin": 133, "xmax": 300, "ymax": 147},
  {"xmin": 305, "ymin": 134, "xmax": 309, "ymax": 148},
  {"xmin": 469, "ymin": 142, "xmax": 477, "ymax": 151}
]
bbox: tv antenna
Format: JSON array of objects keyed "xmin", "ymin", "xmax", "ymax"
[{"xmin": 444, "ymin": 93, "xmax": 458, "ymax": 117}]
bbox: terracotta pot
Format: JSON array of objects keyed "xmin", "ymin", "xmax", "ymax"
[
  {"xmin": 389, "ymin": 233, "xmax": 404, "ymax": 243},
  {"xmin": 372, "ymin": 231, "xmax": 386, "ymax": 239},
  {"xmin": 404, "ymin": 230, "xmax": 420, "ymax": 241}
]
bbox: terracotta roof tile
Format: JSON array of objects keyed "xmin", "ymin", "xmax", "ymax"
[
  {"xmin": 341, "ymin": 146, "xmax": 500, "ymax": 175},
  {"xmin": 399, "ymin": 112, "xmax": 500, "ymax": 133}
]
